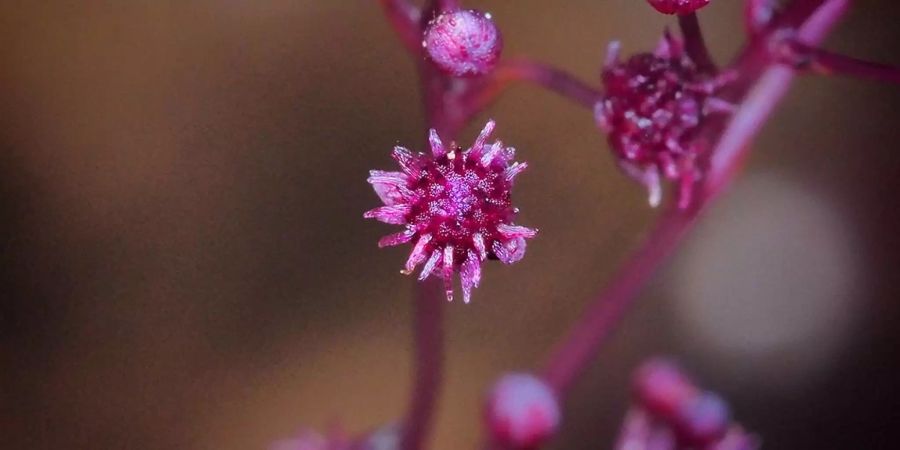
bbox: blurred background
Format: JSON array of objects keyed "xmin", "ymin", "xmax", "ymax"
[{"xmin": 1, "ymin": 1, "xmax": 899, "ymax": 448}]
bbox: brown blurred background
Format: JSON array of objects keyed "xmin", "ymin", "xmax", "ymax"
[{"xmin": 1, "ymin": 1, "xmax": 899, "ymax": 449}]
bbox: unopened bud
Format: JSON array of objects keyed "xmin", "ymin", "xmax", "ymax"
[
  {"xmin": 423, "ymin": 10, "xmax": 503, "ymax": 77},
  {"xmin": 485, "ymin": 373, "xmax": 560, "ymax": 448}
]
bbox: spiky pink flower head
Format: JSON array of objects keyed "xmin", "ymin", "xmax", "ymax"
[
  {"xmin": 647, "ymin": 0, "xmax": 711, "ymax": 15},
  {"xmin": 595, "ymin": 33, "xmax": 732, "ymax": 209},
  {"xmin": 364, "ymin": 120, "xmax": 536, "ymax": 303},
  {"xmin": 485, "ymin": 373, "xmax": 560, "ymax": 448},
  {"xmin": 422, "ymin": 9, "xmax": 503, "ymax": 77}
]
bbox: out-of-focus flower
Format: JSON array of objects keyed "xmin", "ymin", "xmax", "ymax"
[
  {"xmin": 618, "ymin": 358, "xmax": 758, "ymax": 449},
  {"xmin": 365, "ymin": 120, "xmax": 536, "ymax": 303},
  {"xmin": 647, "ymin": 0, "xmax": 712, "ymax": 15},
  {"xmin": 485, "ymin": 373, "xmax": 560, "ymax": 448},
  {"xmin": 423, "ymin": 10, "xmax": 503, "ymax": 77},
  {"xmin": 595, "ymin": 33, "xmax": 732, "ymax": 208}
]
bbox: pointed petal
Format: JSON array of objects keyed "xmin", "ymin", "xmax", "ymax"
[
  {"xmin": 497, "ymin": 224, "xmax": 538, "ymax": 239},
  {"xmin": 492, "ymin": 237, "xmax": 527, "ymax": 264},
  {"xmin": 363, "ymin": 205, "xmax": 410, "ymax": 224},
  {"xmin": 391, "ymin": 146, "xmax": 419, "ymax": 175},
  {"xmin": 460, "ymin": 251, "xmax": 481, "ymax": 304},
  {"xmin": 442, "ymin": 245, "xmax": 454, "ymax": 301},
  {"xmin": 468, "ymin": 120, "xmax": 496, "ymax": 158},
  {"xmin": 604, "ymin": 40, "xmax": 622, "ymax": 68},
  {"xmin": 480, "ymin": 141, "xmax": 503, "ymax": 167},
  {"xmin": 646, "ymin": 168, "xmax": 663, "ymax": 208},
  {"xmin": 472, "ymin": 233, "xmax": 487, "ymax": 260},
  {"xmin": 418, "ymin": 249, "xmax": 442, "ymax": 281},
  {"xmin": 504, "ymin": 161, "xmax": 528, "ymax": 183},
  {"xmin": 403, "ymin": 234, "xmax": 432, "ymax": 274},
  {"xmin": 368, "ymin": 170, "xmax": 413, "ymax": 205},
  {"xmin": 378, "ymin": 228, "xmax": 416, "ymax": 248},
  {"xmin": 429, "ymin": 128, "xmax": 445, "ymax": 157}
]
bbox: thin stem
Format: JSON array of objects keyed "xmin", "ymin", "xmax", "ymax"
[
  {"xmin": 541, "ymin": 0, "xmax": 849, "ymax": 397},
  {"xmin": 779, "ymin": 40, "xmax": 900, "ymax": 84},
  {"xmin": 678, "ymin": 13, "xmax": 716, "ymax": 73},
  {"xmin": 378, "ymin": 0, "xmax": 423, "ymax": 54},
  {"xmin": 542, "ymin": 208, "xmax": 698, "ymax": 393},
  {"xmin": 401, "ymin": 280, "xmax": 445, "ymax": 450},
  {"xmin": 474, "ymin": 59, "xmax": 602, "ymax": 110}
]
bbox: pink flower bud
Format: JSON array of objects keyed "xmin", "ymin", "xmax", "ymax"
[
  {"xmin": 485, "ymin": 373, "xmax": 560, "ymax": 448},
  {"xmin": 422, "ymin": 10, "xmax": 503, "ymax": 77},
  {"xmin": 647, "ymin": 0, "xmax": 711, "ymax": 15},
  {"xmin": 674, "ymin": 391, "xmax": 730, "ymax": 444},
  {"xmin": 633, "ymin": 359, "xmax": 698, "ymax": 418}
]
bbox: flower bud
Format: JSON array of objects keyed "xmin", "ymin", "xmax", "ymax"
[
  {"xmin": 422, "ymin": 10, "xmax": 502, "ymax": 77},
  {"xmin": 674, "ymin": 391, "xmax": 730, "ymax": 444},
  {"xmin": 647, "ymin": 0, "xmax": 711, "ymax": 15},
  {"xmin": 485, "ymin": 373, "xmax": 560, "ymax": 448},
  {"xmin": 632, "ymin": 358, "xmax": 698, "ymax": 417}
]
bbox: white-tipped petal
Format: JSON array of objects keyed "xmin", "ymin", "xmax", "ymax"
[
  {"xmin": 403, "ymin": 234, "xmax": 432, "ymax": 274},
  {"xmin": 419, "ymin": 249, "xmax": 442, "ymax": 281},
  {"xmin": 429, "ymin": 128, "xmax": 445, "ymax": 157},
  {"xmin": 504, "ymin": 162, "xmax": 528, "ymax": 183},
  {"xmin": 378, "ymin": 228, "xmax": 416, "ymax": 248},
  {"xmin": 480, "ymin": 141, "xmax": 503, "ymax": 167},
  {"xmin": 363, "ymin": 205, "xmax": 411, "ymax": 224},
  {"xmin": 469, "ymin": 119, "xmax": 496, "ymax": 158},
  {"xmin": 497, "ymin": 224, "xmax": 538, "ymax": 239},
  {"xmin": 604, "ymin": 40, "xmax": 622, "ymax": 68},
  {"xmin": 472, "ymin": 233, "xmax": 487, "ymax": 260},
  {"xmin": 442, "ymin": 245, "xmax": 454, "ymax": 301},
  {"xmin": 391, "ymin": 146, "xmax": 419, "ymax": 175},
  {"xmin": 368, "ymin": 170, "xmax": 412, "ymax": 205},
  {"xmin": 460, "ymin": 251, "xmax": 482, "ymax": 304},
  {"xmin": 492, "ymin": 237, "xmax": 527, "ymax": 264}
]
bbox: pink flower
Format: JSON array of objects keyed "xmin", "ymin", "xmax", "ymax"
[
  {"xmin": 595, "ymin": 33, "xmax": 732, "ymax": 208},
  {"xmin": 364, "ymin": 121, "xmax": 537, "ymax": 303},
  {"xmin": 422, "ymin": 10, "xmax": 503, "ymax": 77},
  {"xmin": 647, "ymin": 0, "xmax": 711, "ymax": 15},
  {"xmin": 485, "ymin": 373, "xmax": 560, "ymax": 448}
]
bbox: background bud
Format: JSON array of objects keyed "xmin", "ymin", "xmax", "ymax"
[
  {"xmin": 647, "ymin": 0, "xmax": 711, "ymax": 15},
  {"xmin": 485, "ymin": 373, "xmax": 560, "ymax": 448}
]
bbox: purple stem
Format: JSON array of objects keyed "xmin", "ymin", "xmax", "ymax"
[
  {"xmin": 541, "ymin": 0, "xmax": 849, "ymax": 397},
  {"xmin": 486, "ymin": 59, "xmax": 604, "ymax": 108},
  {"xmin": 400, "ymin": 280, "xmax": 445, "ymax": 450},
  {"xmin": 780, "ymin": 40, "xmax": 900, "ymax": 84},
  {"xmin": 678, "ymin": 13, "xmax": 717, "ymax": 73}
]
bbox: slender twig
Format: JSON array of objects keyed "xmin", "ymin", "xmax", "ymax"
[
  {"xmin": 678, "ymin": 13, "xmax": 717, "ymax": 73},
  {"xmin": 541, "ymin": 0, "xmax": 849, "ymax": 397},
  {"xmin": 777, "ymin": 40, "xmax": 900, "ymax": 84},
  {"xmin": 400, "ymin": 280, "xmax": 445, "ymax": 450},
  {"xmin": 469, "ymin": 59, "xmax": 602, "ymax": 110},
  {"xmin": 542, "ymin": 208, "xmax": 699, "ymax": 394}
]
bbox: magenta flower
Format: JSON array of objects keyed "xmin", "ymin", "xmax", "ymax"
[
  {"xmin": 647, "ymin": 0, "xmax": 711, "ymax": 15},
  {"xmin": 364, "ymin": 120, "xmax": 536, "ymax": 303},
  {"xmin": 485, "ymin": 373, "xmax": 560, "ymax": 448},
  {"xmin": 595, "ymin": 33, "xmax": 732, "ymax": 208},
  {"xmin": 422, "ymin": 9, "xmax": 503, "ymax": 77}
]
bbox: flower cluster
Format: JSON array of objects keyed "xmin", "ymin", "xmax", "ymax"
[
  {"xmin": 616, "ymin": 359, "xmax": 757, "ymax": 450},
  {"xmin": 364, "ymin": 121, "xmax": 536, "ymax": 303},
  {"xmin": 595, "ymin": 33, "xmax": 731, "ymax": 208}
]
